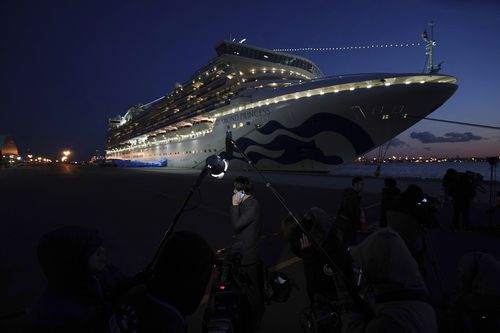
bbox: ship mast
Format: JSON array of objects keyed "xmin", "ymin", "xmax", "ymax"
[{"xmin": 422, "ymin": 22, "xmax": 441, "ymax": 74}]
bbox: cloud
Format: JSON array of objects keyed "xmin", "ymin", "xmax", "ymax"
[
  {"xmin": 424, "ymin": 147, "xmax": 432, "ymax": 151},
  {"xmin": 410, "ymin": 131, "xmax": 483, "ymax": 144},
  {"xmin": 389, "ymin": 138, "xmax": 408, "ymax": 147}
]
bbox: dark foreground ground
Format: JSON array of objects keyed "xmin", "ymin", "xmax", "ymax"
[{"xmin": 1, "ymin": 165, "xmax": 499, "ymax": 332}]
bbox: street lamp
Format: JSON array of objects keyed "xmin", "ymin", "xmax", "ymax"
[{"xmin": 61, "ymin": 150, "xmax": 71, "ymax": 162}]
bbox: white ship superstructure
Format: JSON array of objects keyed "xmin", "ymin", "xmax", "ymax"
[{"xmin": 106, "ymin": 41, "xmax": 457, "ymax": 171}]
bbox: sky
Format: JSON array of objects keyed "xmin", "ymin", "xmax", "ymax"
[{"xmin": 1, "ymin": 0, "xmax": 499, "ymax": 160}]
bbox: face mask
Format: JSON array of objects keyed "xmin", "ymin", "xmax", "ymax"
[{"xmin": 237, "ymin": 191, "xmax": 245, "ymax": 200}]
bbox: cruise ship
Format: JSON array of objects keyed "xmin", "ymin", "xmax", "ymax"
[{"xmin": 105, "ymin": 40, "xmax": 457, "ymax": 171}]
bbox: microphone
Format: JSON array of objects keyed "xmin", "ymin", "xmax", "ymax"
[{"xmin": 205, "ymin": 154, "xmax": 228, "ymax": 179}]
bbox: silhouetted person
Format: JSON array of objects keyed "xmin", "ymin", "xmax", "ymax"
[
  {"xmin": 109, "ymin": 231, "xmax": 214, "ymax": 333},
  {"xmin": 30, "ymin": 226, "xmax": 126, "ymax": 333},
  {"xmin": 442, "ymin": 168, "xmax": 458, "ymax": 203},
  {"xmin": 449, "ymin": 172, "xmax": 476, "ymax": 230},
  {"xmin": 340, "ymin": 228, "xmax": 438, "ymax": 332},
  {"xmin": 448, "ymin": 252, "xmax": 500, "ymax": 332},
  {"xmin": 379, "ymin": 177, "xmax": 400, "ymax": 228},
  {"xmin": 230, "ymin": 176, "xmax": 264, "ymax": 331},
  {"xmin": 386, "ymin": 184, "xmax": 438, "ymax": 271},
  {"xmin": 336, "ymin": 176, "xmax": 364, "ymax": 246},
  {"xmin": 281, "ymin": 207, "xmax": 354, "ymax": 305}
]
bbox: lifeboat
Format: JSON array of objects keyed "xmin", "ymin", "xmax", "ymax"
[
  {"xmin": 176, "ymin": 122, "xmax": 193, "ymax": 136},
  {"xmin": 192, "ymin": 117, "xmax": 215, "ymax": 131}
]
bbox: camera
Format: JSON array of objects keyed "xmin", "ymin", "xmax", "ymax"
[
  {"xmin": 203, "ymin": 248, "xmax": 250, "ymax": 333},
  {"xmin": 203, "ymin": 248, "xmax": 292, "ymax": 333}
]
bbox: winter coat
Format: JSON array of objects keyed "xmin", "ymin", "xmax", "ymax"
[
  {"xmin": 300, "ymin": 208, "xmax": 354, "ymax": 303},
  {"xmin": 230, "ymin": 196, "xmax": 262, "ymax": 265},
  {"xmin": 380, "ymin": 186, "xmax": 401, "ymax": 227},
  {"xmin": 341, "ymin": 228, "xmax": 437, "ymax": 333},
  {"xmin": 336, "ymin": 188, "xmax": 362, "ymax": 230}
]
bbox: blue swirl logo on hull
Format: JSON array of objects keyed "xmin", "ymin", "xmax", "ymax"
[{"xmin": 235, "ymin": 112, "xmax": 374, "ymax": 165}]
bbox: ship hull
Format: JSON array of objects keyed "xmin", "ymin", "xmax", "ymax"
[{"xmin": 106, "ymin": 75, "xmax": 458, "ymax": 172}]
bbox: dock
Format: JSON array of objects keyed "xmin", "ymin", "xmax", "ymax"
[{"xmin": 0, "ymin": 165, "xmax": 499, "ymax": 332}]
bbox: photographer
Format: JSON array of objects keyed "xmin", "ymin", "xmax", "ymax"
[
  {"xmin": 336, "ymin": 177, "xmax": 364, "ymax": 246},
  {"xmin": 281, "ymin": 207, "xmax": 354, "ymax": 306},
  {"xmin": 230, "ymin": 176, "xmax": 264, "ymax": 331},
  {"xmin": 386, "ymin": 184, "xmax": 438, "ymax": 270},
  {"xmin": 380, "ymin": 177, "xmax": 400, "ymax": 228},
  {"xmin": 448, "ymin": 172, "xmax": 477, "ymax": 230},
  {"xmin": 389, "ymin": 184, "xmax": 438, "ymax": 229}
]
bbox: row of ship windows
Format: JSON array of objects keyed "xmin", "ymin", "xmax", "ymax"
[{"xmin": 138, "ymin": 149, "xmax": 219, "ymax": 156}]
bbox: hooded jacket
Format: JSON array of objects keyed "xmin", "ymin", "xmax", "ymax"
[
  {"xmin": 341, "ymin": 228, "xmax": 437, "ymax": 333},
  {"xmin": 30, "ymin": 226, "xmax": 123, "ymax": 332}
]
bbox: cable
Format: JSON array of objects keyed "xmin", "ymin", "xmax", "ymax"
[
  {"xmin": 407, "ymin": 115, "xmax": 500, "ymax": 131},
  {"xmin": 274, "ymin": 42, "xmax": 421, "ymax": 53}
]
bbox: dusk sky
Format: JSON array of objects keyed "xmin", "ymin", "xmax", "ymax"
[{"xmin": 1, "ymin": 0, "xmax": 499, "ymax": 160}]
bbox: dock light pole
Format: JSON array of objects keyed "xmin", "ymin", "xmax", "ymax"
[{"xmin": 61, "ymin": 150, "xmax": 71, "ymax": 162}]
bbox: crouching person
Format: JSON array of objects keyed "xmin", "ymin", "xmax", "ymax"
[
  {"xmin": 282, "ymin": 207, "xmax": 354, "ymax": 305},
  {"xmin": 30, "ymin": 226, "xmax": 127, "ymax": 332},
  {"xmin": 339, "ymin": 228, "xmax": 438, "ymax": 333},
  {"xmin": 108, "ymin": 231, "xmax": 214, "ymax": 333}
]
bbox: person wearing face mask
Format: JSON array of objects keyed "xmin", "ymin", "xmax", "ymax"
[
  {"xmin": 230, "ymin": 176, "xmax": 264, "ymax": 332},
  {"xmin": 29, "ymin": 226, "xmax": 126, "ymax": 333}
]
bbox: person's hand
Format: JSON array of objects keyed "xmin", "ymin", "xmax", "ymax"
[
  {"xmin": 299, "ymin": 233, "xmax": 311, "ymax": 249},
  {"xmin": 232, "ymin": 193, "xmax": 241, "ymax": 206}
]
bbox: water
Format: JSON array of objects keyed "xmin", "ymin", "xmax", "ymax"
[{"xmin": 332, "ymin": 162, "xmax": 499, "ymax": 181}]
